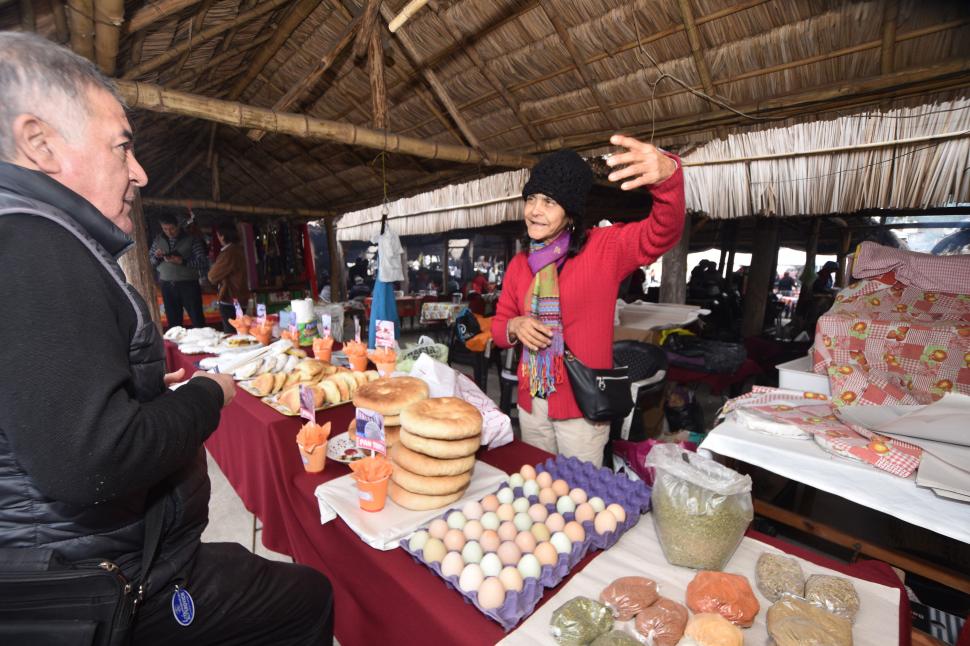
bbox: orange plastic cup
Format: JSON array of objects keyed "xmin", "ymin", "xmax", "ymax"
[
  {"xmin": 252, "ymin": 327, "xmax": 272, "ymax": 345},
  {"xmin": 354, "ymin": 474, "xmax": 390, "ymax": 512},
  {"xmin": 298, "ymin": 442, "xmax": 327, "ymax": 473},
  {"xmin": 313, "ymin": 337, "xmax": 334, "ymax": 362},
  {"xmin": 376, "ymin": 361, "xmax": 396, "ymax": 376},
  {"xmin": 349, "ymin": 355, "xmax": 369, "ymax": 371}
]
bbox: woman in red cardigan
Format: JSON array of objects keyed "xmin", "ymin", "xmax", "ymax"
[{"xmin": 492, "ymin": 135, "xmax": 685, "ymax": 466}]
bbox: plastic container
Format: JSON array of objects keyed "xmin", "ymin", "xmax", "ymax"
[
  {"xmin": 313, "ymin": 336, "xmax": 333, "ymax": 362},
  {"xmin": 646, "ymin": 444, "xmax": 752, "ymax": 570},
  {"xmin": 298, "ymin": 442, "xmax": 327, "ymax": 473},
  {"xmin": 349, "ymin": 355, "xmax": 369, "ymax": 372},
  {"xmin": 354, "ymin": 474, "xmax": 389, "ymax": 512}
]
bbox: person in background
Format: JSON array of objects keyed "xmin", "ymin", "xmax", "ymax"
[
  {"xmin": 493, "ymin": 136, "xmax": 685, "ymax": 466},
  {"xmin": 207, "ymin": 222, "xmax": 250, "ymax": 333},
  {"xmin": 0, "ymin": 32, "xmax": 333, "ymax": 645},
  {"xmin": 467, "ymin": 270, "xmax": 488, "ymax": 295},
  {"xmin": 813, "ymin": 260, "xmax": 840, "ymax": 295},
  {"xmin": 777, "ymin": 270, "xmax": 796, "ymax": 294},
  {"xmin": 348, "ymin": 275, "xmax": 370, "ymax": 299},
  {"xmin": 318, "ymin": 272, "xmax": 332, "ymax": 302},
  {"xmin": 150, "ymin": 212, "xmax": 209, "ymax": 329}
]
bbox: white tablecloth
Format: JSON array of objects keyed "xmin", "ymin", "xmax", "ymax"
[
  {"xmin": 500, "ymin": 513, "xmax": 900, "ymax": 645},
  {"xmin": 700, "ymin": 420, "xmax": 970, "ymax": 544}
]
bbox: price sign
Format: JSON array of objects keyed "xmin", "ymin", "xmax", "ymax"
[
  {"xmin": 299, "ymin": 384, "xmax": 316, "ymax": 422},
  {"xmin": 353, "ymin": 316, "xmax": 361, "ymax": 343},
  {"xmin": 320, "ymin": 314, "xmax": 332, "ymax": 338},
  {"xmin": 375, "ymin": 320, "xmax": 395, "ymax": 349},
  {"xmin": 355, "ymin": 407, "xmax": 385, "ymax": 455},
  {"xmin": 256, "ymin": 303, "xmax": 267, "ymax": 324},
  {"xmin": 233, "ymin": 299, "xmax": 243, "ymax": 319}
]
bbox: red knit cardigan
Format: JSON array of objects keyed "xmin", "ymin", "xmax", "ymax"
[{"xmin": 492, "ymin": 160, "xmax": 686, "ymax": 420}]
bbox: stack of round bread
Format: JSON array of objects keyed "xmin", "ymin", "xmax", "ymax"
[
  {"xmin": 352, "ymin": 376, "xmax": 429, "ymax": 449},
  {"xmin": 389, "ymin": 397, "xmax": 482, "ymax": 511}
]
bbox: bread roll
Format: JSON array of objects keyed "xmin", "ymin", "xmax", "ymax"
[
  {"xmin": 391, "ymin": 462, "xmax": 471, "ymax": 496},
  {"xmin": 351, "ymin": 371, "xmax": 367, "ymax": 387},
  {"xmin": 364, "ymin": 370, "xmax": 380, "ymax": 382},
  {"xmin": 333, "ymin": 371, "xmax": 358, "ymax": 396},
  {"xmin": 389, "ymin": 442, "xmax": 476, "ymax": 477},
  {"xmin": 389, "ymin": 480, "xmax": 466, "ymax": 511},
  {"xmin": 385, "ymin": 425, "xmax": 400, "ymax": 448},
  {"xmin": 279, "ymin": 384, "xmax": 324, "ymax": 413},
  {"xmin": 324, "ymin": 376, "xmax": 349, "ymax": 401},
  {"xmin": 382, "ymin": 414, "xmax": 401, "ymax": 426},
  {"xmin": 283, "ymin": 371, "xmax": 301, "ymax": 389},
  {"xmin": 272, "ymin": 372, "xmax": 287, "ymax": 394},
  {"xmin": 401, "ymin": 397, "xmax": 482, "ymax": 440},
  {"xmin": 252, "ymin": 372, "xmax": 275, "ymax": 397},
  {"xmin": 319, "ymin": 379, "xmax": 341, "ymax": 405},
  {"xmin": 399, "ymin": 428, "xmax": 480, "ymax": 459},
  {"xmin": 353, "ymin": 376, "xmax": 429, "ymax": 415}
]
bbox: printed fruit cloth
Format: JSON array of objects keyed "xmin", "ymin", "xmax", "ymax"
[{"xmin": 812, "ymin": 242, "xmax": 970, "ymax": 407}]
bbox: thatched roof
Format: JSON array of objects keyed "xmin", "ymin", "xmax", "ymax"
[{"xmin": 3, "ymin": 0, "xmax": 969, "ymax": 220}]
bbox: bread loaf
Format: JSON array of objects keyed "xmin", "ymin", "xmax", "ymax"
[
  {"xmin": 389, "ymin": 442, "xmax": 476, "ymax": 477},
  {"xmin": 389, "ymin": 480, "xmax": 466, "ymax": 511},
  {"xmin": 400, "ymin": 397, "xmax": 482, "ymax": 440},
  {"xmin": 399, "ymin": 428, "xmax": 480, "ymax": 459},
  {"xmin": 353, "ymin": 376, "xmax": 429, "ymax": 415},
  {"xmin": 390, "ymin": 462, "xmax": 472, "ymax": 496}
]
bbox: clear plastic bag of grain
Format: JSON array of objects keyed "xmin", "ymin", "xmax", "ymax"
[
  {"xmin": 550, "ymin": 597, "xmax": 614, "ymax": 645},
  {"xmin": 599, "ymin": 576, "xmax": 660, "ymax": 621},
  {"xmin": 634, "ymin": 597, "xmax": 688, "ymax": 646},
  {"xmin": 756, "ymin": 552, "xmax": 805, "ymax": 602},
  {"xmin": 804, "ymin": 575, "xmax": 860, "ymax": 622},
  {"xmin": 590, "ymin": 630, "xmax": 642, "ymax": 646},
  {"xmin": 645, "ymin": 445, "xmax": 753, "ymax": 570},
  {"xmin": 767, "ymin": 595, "xmax": 853, "ymax": 646}
]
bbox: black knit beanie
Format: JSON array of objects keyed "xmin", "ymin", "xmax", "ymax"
[{"xmin": 522, "ymin": 149, "xmax": 593, "ymax": 218}]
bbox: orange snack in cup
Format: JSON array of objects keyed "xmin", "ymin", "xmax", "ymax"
[
  {"xmin": 252, "ymin": 323, "xmax": 273, "ymax": 345},
  {"xmin": 229, "ymin": 315, "xmax": 253, "ymax": 336},
  {"xmin": 368, "ymin": 347, "xmax": 398, "ymax": 376},
  {"xmin": 296, "ymin": 421, "xmax": 331, "ymax": 473},
  {"xmin": 350, "ymin": 455, "xmax": 393, "ymax": 511},
  {"xmin": 313, "ymin": 336, "xmax": 334, "ymax": 362}
]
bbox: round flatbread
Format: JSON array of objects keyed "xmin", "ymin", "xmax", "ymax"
[
  {"xmin": 385, "ymin": 425, "xmax": 400, "ymax": 448},
  {"xmin": 389, "ymin": 442, "xmax": 476, "ymax": 477},
  {"xmin": 401, "ymin": 397, "xmax": 482, "ymax": 440},
  {"xmin": 382, "ymin": 414, "xmax": 401, "ymax": 426},
  {"xmin": 389, "ymin": 480, "xmax": 466, "ymax": 511},
  {"xmin": 399, "ymin": 427, "xmax": 480, "ymax": 459},
  {"xmin": 391, "ymin": 461, "xmax": 471, "ymax": 496},
  {"xmin": 352, "ymin": 376, "xmax": 429, "ymax": 415}
]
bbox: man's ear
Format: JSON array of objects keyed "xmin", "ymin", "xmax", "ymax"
[{"xmin": 11, "ymin": 114, "xmax": 62, "ymax": 175}]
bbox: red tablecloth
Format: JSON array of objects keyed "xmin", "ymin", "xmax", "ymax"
[{"xmin": 165, "ymin": 343, "xmax": 911, "ymax": 645}]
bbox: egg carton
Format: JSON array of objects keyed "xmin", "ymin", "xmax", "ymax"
[{"xmin": 534, "ymin": 455, "xmax": 652, "ymax": 551}]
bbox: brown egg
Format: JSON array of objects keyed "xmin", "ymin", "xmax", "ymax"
[
  {"xmin": 497, "ymin": 541, "xmax": 522, "ymax": 566},
  {"xmin": 499, "ymin": 566, "xmax": 524, "ymax": 593},
  {"xmin": 594, "ymin": 509, "xmax": 618, "ymax": 535},
  {"xmin": 568, "ymin": 487, "xmax": 588, "ymax": 504},
  {"xmin": 514, "ymin": 530, "xmax": 537, "ymax": 554},
  {"xmin": 497, "ymin": 521, "xmax": 518, "ymax": 542},
  {"xmin": 477, "ymin": 577, "xmax": 506, "ymax": 610},
  {"xmin": 533, "ymin": 541, "xmax": 558, "ymax": 567},
  {"xmin": 551, "ymin": 479, "xmax": 570, "ymax": 497},
  {"xmin": 530, "ymin": 523, "xmax": 551, "ymax": 543},
  {"xmin": 536, "ymin": 471, "xmax": 553, "ymax": 488},
  {"xmin": 444, "ymin": 528, "xmax": 466, "ymax": 552},
  {"xmin": 480, "ymin": 494, "xmax": 500, "ymax": 512},
  {"xmin": 538, "ymin": 488, "xmax": 557, "ymax": 505},
  {"xmin": 563, "ymin": 521, "xmax": 586, "ymax": 543},
  {"xmin": 545, "ymin": 512, "xmax": 566, "ymax": 533},
  {"xmin": 519, "ymin": 464, "xmax": 537, "ymax": 481},
  {"xmin": 606, "ymin": 503, "xmax": 627, "ymax": 524},
  {"xmin": 428, "ymin": 518, "xmax": 449, "ymax": 540},
  {"xmin": 440, "ymin": 551, "xmax": 465, "ymax": 578},
  {"xmin": 463, "ymin": 520, "xmax": 484, "ymax": 542},
  {"xmin": 528, "ymin": 503, "xmax": 549, "ymax": 523},
  {"xmin": 496, "ymin": 503, "xmax": 515, "ymax": 522},
  {"xmin": 478, "ymin": 529, "xmax": 501, "ymax": 553},
  {"xmin": 574, "ymin": 502, "xmax": 595, "ymax": 524}
]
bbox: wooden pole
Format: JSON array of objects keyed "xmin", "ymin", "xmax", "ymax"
[
  {"xmin": 368, "ymin": 27, "xmax": 388, "ymax": 130},
  {"xmin": 168, "ymin": 32, "xmax": 273, "ymax": 88},
  {"xmin": 325, "ymin": 217, "xmax": 344, "ymax": 302},
  {"xmin": 388, "ymin": 0, "xmax": 428, "ymax": 33},
  {"xmin": 50, "ymin": 1, "xmax": 70, "ymax": 43},
  {"xmin": 659, "ymin": 215, "xmax": 691, "ymax": 304},
  {"xmin": 127, "ymin": 0, "xmax": 204, "ymax": 34},
  {"xmin": 18, "ymin": 0, "xmax": 35, "ymax": 31},
  {"xmin": 93, "ymin": 0, "xmax": 125, "ymax": 75},
  {"xmin": 211, "ymin": 152, "xmax": 220, "ymax": 201},
  {"xmin": 141, "ymin": 197, "xmax": 333, "ymax": 218},
  {"xmin": 836, "ymin": 230, "xmax": 853, "ymax": 288},
  {"xmin": 675, "ymin": 0, "xmax": 716, "ymax": 99},
  {"xmin": 881, "ymin": 0, "xmax": 898, "ymax": 74},
  {"xmin": 740, "ymin": 218, "xmax": 779, "ymax": 338},
  {"xmin": 116, "ymin": 81, "xmax": 535, "ymax": 168},
  {"xmin": 353, "ymin": 0, "xmax": 382, "ymax": 60},
  {"xmin": 157, "ymin": 151, "xmax": 204, "ymax": 197},
  {"xmin": 442, "ymin": 240, "xmax": 449, "ymax": 293},
  {"xmin": 67, "ymin": 0, "xmax": 95, "ymax": 61},
  {"xmin": 118, "ymin": 193, "xmax": 162, "ymax": 333}
]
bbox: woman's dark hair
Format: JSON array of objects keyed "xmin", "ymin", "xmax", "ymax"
[
  {"xmin": 218, "ymin": 223, "xmax": 240, "ymax": 243},
  {"xmin": 519, "ymin": 211, "xmax": 589, "ymax": 258}
]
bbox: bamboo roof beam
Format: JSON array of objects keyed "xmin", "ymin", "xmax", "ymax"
[
  {"xmin": 172, "ymin": 0, "xmax": 217, "ymax": 76},
  {"xmin": 127, "ymin": 0, "xmax": 203, "ymax": 34},
  {"xmin": 225, "ymin": 0, "xmax": 321, "ymax": 101},
  {"xmin": 881, "ymin": 0, "xmax": 898, "ymax": 74},
  {"xmin": 541, "ymin": 5, "xmax": 620, "ymax": 130},
  {"xmin": 379, "ymin": 3, "xmax": 484, "ymax": 153},
  {"xmin": 168, "ymin": 32, "xmax": 273, "ymax": 88},
  {"xmin": 122, "ymin": 0, "xmax": 291, "ymax": 80},
  {"xmin": 248, "ymin": 12, "xmax": 361, "ymax": 141},
  {"xmin": 435, "ymin": 7, "xmax": 541, "ymax": 144},
  {"xmin": 675, "ymin": 0, "xmax": 716, "ymax": 100},
  {"xmin": 18, "ymin": 0, "xmax": 34, "ymax": 31},
  {"xmin": 129, "ymin": 31, "xmax": 147, "ymax": 66},
  {"xmin": 141, "ymin": 197, "xmax": 334, "ymax": 219},
  {"xmin": 67, "ymin": 0, "xmax": 95, "ymax": 61},
  {"xmin": 117, "ymin": 80, "xmax": 535, "ymax": 168},
  {"xmin": 353, "ymin": 0, "xmax": 382, "ymax": 60},
  {"xmin": 93, "ymin": 0, "xmax": 124, "ymax": 75},
  {"xmin": 50, "ymin": 1, "xmax": 70, "ymax": 43}
]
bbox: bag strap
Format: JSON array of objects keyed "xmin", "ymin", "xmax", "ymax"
[{"xmin": 134, "ymin": 497, "xmax": 166, "ymax": 611}]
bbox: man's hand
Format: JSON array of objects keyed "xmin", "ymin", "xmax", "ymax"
[
  {"xmin": 509, "ymin": 316, "xmax": 553, "ymax": 352},
  {"xmin": 154, "ymin": 248, "xmax": 164, "ymax": 258},
  {"xmin": 163, "ymin": 368, "xmax": 185, "ymax": 386},
  {"xmin": 606, "ymin": 134, "xmax": 678, "ymax": 191},
  {"xmin": 193, "ymin": 371, "xmax": 236, "ymax": 408},
  {"xmin": 165, "ymin": 254, "xmax": 184, "ymax": 265}
]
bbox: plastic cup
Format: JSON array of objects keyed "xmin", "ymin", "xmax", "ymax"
[
  {"xmin": 252, "ymin": 328, "xmax": 272, "ymax": 345},
  {"xmin": 313, "ymin": 337, "xmax": 334, "ymax": 362},
  {"xmin": 298, "ymin": 442, "xmax": 327, "ymax": 473},
  {"xmin": 349, "ymin": 355, "xmax": 369, "ymax": 372},
  {"xmin": 376, "ymin": 361, "xmax": 396, "ymax": 377},
  {"xmin": 354, "ymin": 474, "xmax": 390, "ymax": 512}
]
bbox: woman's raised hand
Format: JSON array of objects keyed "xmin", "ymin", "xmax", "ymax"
[
  {"xmin": 509, "ymin": 315, "xmax": 553, "ymax": 351},
  {"xmin": 606, "ymin": 134, "xmax": 678, "ymax": 191}
]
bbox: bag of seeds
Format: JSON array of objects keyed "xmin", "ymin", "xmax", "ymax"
[
  {"xmin": 590, "ymin": 630, "xmax": 642, "ymax": 646},
  {"xmin": 550, "ymin": 597, "xmax": 614, "ymax": 645},
  {"xmin": 645, "ymin": 445, "xmax": 753, "ymax": 570},
  {"xmin": 804, "ymin": 575, "xmax": 860, "ymax": 622},
  {"xmin": 634, "ymin": 597, "xmax": 688, "ymax": 646},
  {"xmin": 599, "ymin": 576, "xmax": 659, "ymax": 621},
  {"xmin": 767, "ymin": 595, "xmax": 853, "ymax": 645},
  {"xmin": 756, "ymin": 552, "xmax": 805, "ymax": 602}
]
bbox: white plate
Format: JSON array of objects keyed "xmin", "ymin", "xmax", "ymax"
[{"xmin": 326, "ymin": 431, "xmax": 366, "ymax": 463}]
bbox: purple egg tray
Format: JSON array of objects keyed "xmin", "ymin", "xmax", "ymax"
[{"xmin": 399, "ymin": 456, "xmax": 651, "ymax": 632}]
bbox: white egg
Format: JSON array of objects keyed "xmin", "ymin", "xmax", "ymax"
[
  {"xmin": 458, "ymin": 563, "xmax": 484, "ymax": 593},
  {"xmin": 447, "ymin": 511, "xmax": 467, "ymax": 530},
  {"xmin": 508, "ymin": 473, "xmax": 525, "ymax": 488},
  {"xmin": 461, "ymin": 500, "xmax": 484, "ymax": 521},
  {"xmin": 496, "ymin": 486, "xmax": 515, "ymax": 505},
  {"xmin": 550, "ymin": 531, "xmax": 572, "ymax": 554},
  {"xmin": 461, "ymin": 540, "xmax": 484, "ymax": 564},
  {"xmin": 588, "ymin": 496, "xmax": 606, "ymax": 513},
  {"xmin": 522, "ymin": 480, "xmax": 540, "ymax": 498},
  {"xmin": 480, "ymin": 511, "xmax": 500, "ymax": 531},
  {"xmin": 480, "ymin": 552, "xmax": 503, "ymax": 577},
  {"xmin": 556, "ymin": 495, "xmax": 576, "ymax": 514},
  {"xmin": 517, "ymin": 553, "xmax": 541, "ymax": 580},
  {"xmin": 513, "ymin": 512, "xmax": 533, "ymax": 532},
  {"xmin": 408, "ymin": 530, "xmax": 429, "ymax": 553},
  {"xmin": 512, "ymin": 497, "xmax": 530, "ymax": 514}
]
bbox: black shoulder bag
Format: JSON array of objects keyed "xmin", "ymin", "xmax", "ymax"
[
  {"xmin": 0, "ymin": 499, "xmax": 165, "ymax": 646},
  {"xmin": 563, "ymin": 345, "xmax": 633, "ymax": 422}
]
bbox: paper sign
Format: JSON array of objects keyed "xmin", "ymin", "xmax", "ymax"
[
  {"xmin": 375, "ymin": 320, "xmax": 395, "ymax": 349},
  {"xmin": 355, "ymin": 407, "xmax": 386, "ymax": 455},
  {"xmin": 256, "ymin": 303, "xmax": 267, "ymax": 323},
  {"xmin": 354, "ymin": 316, "xmax": 361, "ymax": 343},
  {"xmin": 233, "ymin": 299, "xmax": 243, "ymax": 319},
  {"xmin": 299, "ymin": 384, "xmax": 316, "ymax": 422},
  {"xmin": 279, "ymin": 311, "xmax": 292, "ymax": 329},
  {"xmin": 320, "ymin": 314, "xmax": 332, "ymax": 338}
]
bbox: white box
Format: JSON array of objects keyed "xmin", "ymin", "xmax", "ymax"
[{"xmin": 777, "ymin": 354, "xmax": 831, "ymax": 395}]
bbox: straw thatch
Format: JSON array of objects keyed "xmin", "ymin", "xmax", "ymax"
[{"xmin": 1, "ymin": 0, "xmax": 968, "ymax": 220}]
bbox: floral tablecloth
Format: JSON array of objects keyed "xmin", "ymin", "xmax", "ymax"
[
  {"xmin": 419, "ymin": 301, "xmax": 466, "ymax": 325},
  {"xmin": 812, "ymin": 242, "xmax": 970, "ymax": 407}
]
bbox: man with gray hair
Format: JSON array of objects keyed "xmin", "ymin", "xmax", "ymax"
[{"xmin": 0, "ymin": 33, "xmax": 333, "ymax": 644}]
